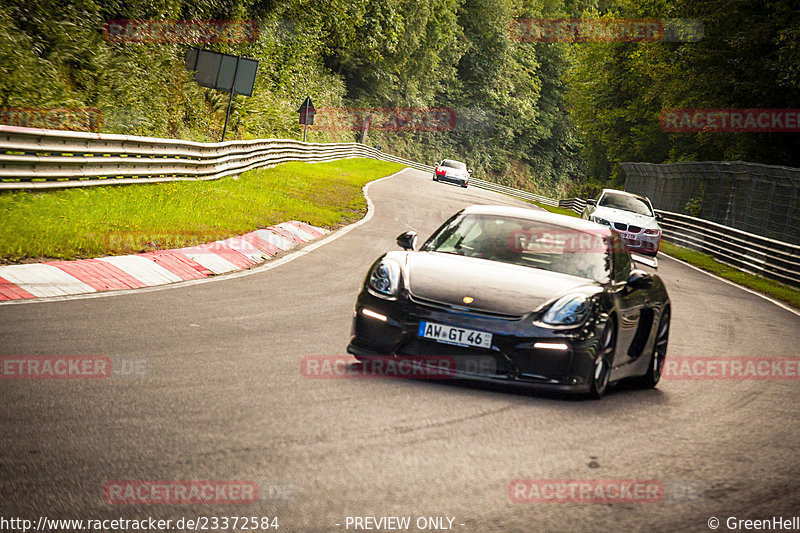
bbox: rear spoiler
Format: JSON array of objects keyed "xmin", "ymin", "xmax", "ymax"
[{"xmin": 631, "ymin": 253, "xmax": 658, "ymax": 269}]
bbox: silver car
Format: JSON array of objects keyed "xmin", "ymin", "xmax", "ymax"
[
  {"xmin": 433, "ymin": 159, "xmax": 471, "ymax": 188},
  {"xmin": 582, "ymin": 189, "xmax": 663, "ymax": 257}
]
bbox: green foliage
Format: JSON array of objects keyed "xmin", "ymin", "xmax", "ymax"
[
  {"xmin": 4, "ymin": 0, "xmax": 796, "ymax": 200},
  {"xmin": 684, "ymin": 196, "xmax": 702, "ymax": 217},
  {"xmin": 0, "ymin": 0, "xmax": 585, "ymax": 196},
  {"xmin": 566, "ymin": 0, "xmax": 800, "ymax": 189}
]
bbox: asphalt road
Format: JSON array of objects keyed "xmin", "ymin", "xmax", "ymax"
[{"xmin": 2, "ymin": 168, "xmax": 799, "ymax": 533}]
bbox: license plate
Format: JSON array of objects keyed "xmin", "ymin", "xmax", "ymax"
[{"xmin": 418, "ymin": 321, "xmax": 492, "ymax": 349}]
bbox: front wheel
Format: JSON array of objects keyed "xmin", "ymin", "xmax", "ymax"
[
  {"xmin": 590, "ymin": 319, "xmax": 615, "ymax": 399},
  {"xmin": 636, "ymin": 307, "xmax": 670, "ymax": 389}
]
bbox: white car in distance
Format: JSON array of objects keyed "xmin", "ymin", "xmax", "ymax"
[
  {"xmin": 582, "ymin": 189, "xmax": 663, "ymax": 257},
  {"xmin": 433, "ymin": 159, "xmax": 471, "ymax": 188}
]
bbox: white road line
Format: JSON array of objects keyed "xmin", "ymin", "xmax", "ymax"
[
  {"xmin": 97, "ymin": 255, "xmax": 184, "ymax": 285},
  {"xmin": 659, "ymin": 252, "xmax": 800, "ymax": 318},
  {"xmin": 0, "ymin": 264, "xmax": 96, "ymax": 297}
]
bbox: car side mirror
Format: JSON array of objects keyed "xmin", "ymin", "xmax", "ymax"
[
  {"xmin": 655, "ymin": 212, "xmax": 664, "ymax": 222},
  {"xmin": 627, "ymin": 269, "xmax": 653, "ymax": 290},
  {"xmin": 396, "ymin": 231, "xmax": 418, "ymax": 250},
  {"xmin": 586, "ymin": 199, "xmax": 596, "ymax": 206},
  {"xmin": 468, "ymin": 168, "xmax": 473, "ymax": 174}
]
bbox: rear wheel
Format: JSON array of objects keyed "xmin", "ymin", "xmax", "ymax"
[
  {"xmin": 636, "ymin": 307, "xmax": 670, "ymax": 388},
  {"xmin": 590, "ymin": 319, "xmax": 615, "ymax": 399}
]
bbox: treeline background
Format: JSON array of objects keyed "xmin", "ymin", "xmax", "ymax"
[{"xmin": 1, "ymin": 0, "xmax": 799, "ymax": 197}]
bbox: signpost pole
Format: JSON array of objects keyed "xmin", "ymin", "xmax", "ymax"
[
  {"xmin": 221, "ymin": 55, "xmax": 240, "ymax": 142},
  {"xmin": 298, "ymin": 97, "xmax": 315, "ymax": 141}
]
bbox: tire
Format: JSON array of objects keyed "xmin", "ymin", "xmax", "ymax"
[
  {"xmin": 635, "ymin": 307, "xmax": 670, "ymax": 389},
  {"xmin": 590, "ymin": 318, "xmax": 615, "ymax": 399},
  {"xmin": 461, "ymin": 183, "xmax": 468, "ymax": 188}
]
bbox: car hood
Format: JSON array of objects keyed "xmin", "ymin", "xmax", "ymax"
[
  {"xmin": 594, "ymin": 206, "xmax": 659, "ymax": 229},
  {"xmin": 401, "ymin": 251, "xmax": 599, "ymax": 317}
]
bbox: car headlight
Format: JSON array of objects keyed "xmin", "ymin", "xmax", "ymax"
[
  {"xmin": 542, "ymin": 294, "xmax": 591, "ymax": 325},
  {"xmin": 367, "ymin": 258, "xmax": 401, "ymax": 298},
  {"xmin": 591, "ymin": 216, "xmax": 611, "ymax": 226}
]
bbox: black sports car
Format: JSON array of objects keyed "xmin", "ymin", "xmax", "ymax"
[{"xmin": 346, "ymin": 206, "xmax": 671, "ymax": 398}]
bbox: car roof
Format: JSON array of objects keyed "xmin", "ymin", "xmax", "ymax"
[{"xmin": 461, "ymin": 205, "xmax": 612, "ymax": 234}]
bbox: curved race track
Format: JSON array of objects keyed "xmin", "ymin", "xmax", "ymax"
[{"xmin": 1, "ymin": 168, "xmax": 799, "ymax": 532}]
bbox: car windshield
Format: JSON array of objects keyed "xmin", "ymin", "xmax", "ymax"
[
  {"xmin": 441, "ymin": 160, "xmax": 467, "ymax": 170},
  {"xmin": 421, "ymin": 214, "xmax": 610, "ymax": 282},
  {"xmin": 598, "ymin": 192, "xmax": 653, "ymax": 216}
]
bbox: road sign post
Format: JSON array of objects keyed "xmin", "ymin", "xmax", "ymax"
[
  {"xmin": 298, "ymin": 97, "xmax": 315, "ymax": 142},
  {"xmin": 221, "ymin": 56, "xmax": 240, "ymax": 142},
  {"xmin": 185, "ymin": 47, "xmax": 259, "ymax": 142}
]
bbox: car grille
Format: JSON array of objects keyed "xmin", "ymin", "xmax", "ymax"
[{"xmin": 612, "ymin": 223, "xmax": 642, "ymax": 233}]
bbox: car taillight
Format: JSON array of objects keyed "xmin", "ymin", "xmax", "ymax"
[
  {"xmin": 435, "ymin": 168, "xmax": 446, "ymax": 176},
  {"xmin": 643, "ymin": 229, "xmax": 661, "ymax": 235}
]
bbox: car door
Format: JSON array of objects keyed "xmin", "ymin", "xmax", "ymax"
[{"xmin": 608, "ymin": 233, "xmax": 646, "ymax": 367}]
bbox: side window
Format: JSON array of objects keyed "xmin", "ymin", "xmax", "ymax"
[{"xmin": 611, "ymin": 233, "xmax": 632, "ymax": 282}]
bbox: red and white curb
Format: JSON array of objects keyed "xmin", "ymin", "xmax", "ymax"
[{"xmin": 0, "ymin": 221, "xmax": 327, "ymax": 301}]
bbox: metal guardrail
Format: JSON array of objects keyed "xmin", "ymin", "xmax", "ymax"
[
  {"xmin": 655, "ymin": 210, "xmax": 800, "ymax": 287},
  {"xmin": 2, "ymin": 126, "xmax": 797, "ymax": 288},
  {"xmin": 468, "ymin": 179, "xmax": 559, "ymax": 206},
  {"xmin": 0, "ymin": 126, "xmax": 432, "ymax": 189},
  {"xmin": 558, "ymin": 197, "xmax": 587, "ymax": 213},
  {"xmin": 460, "ymin": 180, "xmax": 800, "ymax": 288},
  {"xmin": 623, "ymin": 160, "xmax": 800, "ymax": 246}
]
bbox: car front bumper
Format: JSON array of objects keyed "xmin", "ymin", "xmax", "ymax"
[
  {"xmin": 623, "ymin": 235, "xmax": 660, "ymax": 255},
  {"xmin": 434, "ymin": 173, "xmax": 468, "ymax": 186},
  {"xmin": 346, "ymin": 289, "xmax": 607, "ymax": 393}
]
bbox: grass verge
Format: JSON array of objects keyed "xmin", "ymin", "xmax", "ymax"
[
  {"xmin": 0, "ymin": 158, "xmax": 404, "ymax": 263},
  {"xmin": 659, "ymin": 241, "xmax": 800, "ymax": 310},
  {"xmin": 530, "ymin": 201, "xmax": 580, "ymax": 218}
]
